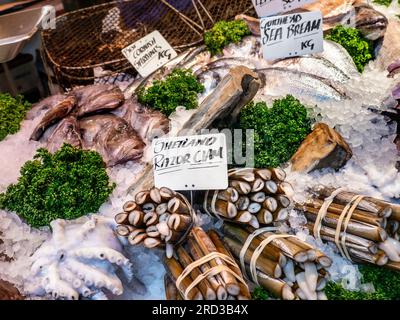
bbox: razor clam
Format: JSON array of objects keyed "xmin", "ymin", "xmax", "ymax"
[
  {"xmin": 30, "ymin": 95, "xmax": 77, "ymax": 141},
  {"xmin": 256, "ymin": 67, "xmax": 348, "ymax": 102},
  {"xmin": 46, "ymin": 116, "xmax": 82, "ymax": 153},
  {"xmin": 271, "ymin": 56, "xmax": 350, "ymax": 83},
  {"xmin": 316, "ymin": 40, "xmax": 359, "ymax": 77}
]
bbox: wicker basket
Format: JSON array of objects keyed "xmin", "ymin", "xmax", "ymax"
[{"xmin": 41, "ymin": 0, "xmax": 255, "ymax": 91}]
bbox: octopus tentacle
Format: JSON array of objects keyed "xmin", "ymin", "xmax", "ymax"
[
  {"xmin": 65, "ymin": 259, "xmax": 123, "ymax": 295},
  {"xmin": 70, "ymin": 247, "xmax": 131, "ymax": 267},
  {"xmin": 45, "ymin": 264, "xmax": 79, "ymax": 300}
]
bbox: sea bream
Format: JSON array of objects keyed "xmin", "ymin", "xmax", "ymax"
[
  {"xmin": 255, "ymin": 67, "xmax": 348, "ymax": 102},
  {"xmin": 270, "ymin": 55, "xmax": 351, "ymax": 83},
  {"xmin": 316, "ymin": 40, "xmax": 359, "ymax": 77},
  {"xmin": 79, "ymin": 114, "xmax": 145, "ymax": 166},
  {"xmin": 46, "ymin": 116, "xmax": 82, "ymax": 153}
]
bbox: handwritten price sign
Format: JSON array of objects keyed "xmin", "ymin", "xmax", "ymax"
[
  {"xmin": 252, "ymin": 0, "xmax": 318, "ymax": 17},
  {"xmin": 152, "ymin": 134, "xmax": 228, "ymax": 191},
  {"xmin": 122, "ymin": 30, "xmax": 177, "ymax": 78},
  {"xmin": 260, "ymin": 11, "xmax": 323, "ymax": 61}
]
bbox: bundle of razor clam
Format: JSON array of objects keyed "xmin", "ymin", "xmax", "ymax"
[
  {"xmin": 295, "ymin": 187, "xmax": 400, "ymax": 271},
  {"xmin": 203, "ymin": 168, "xmax": 294, "ymax": 228},
  {"xmin": 163, "ymin": 226, "xmax": 251, "ymax": 300},
  {"xmin": 115, "ymin": 187, "xmax": 195, "ymax": 258},
  {"xmin": 222, "ymin": 223, "xmax": 332, "ymax": 300}
]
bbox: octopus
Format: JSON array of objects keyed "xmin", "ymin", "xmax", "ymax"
[{"xmin": 24, "ymin": 215, "xmax": 134, "ymax": 300}]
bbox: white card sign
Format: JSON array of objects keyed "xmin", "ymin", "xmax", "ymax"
[
  {"xmin": 260, "ymin": 11, "xmax": 323, "ymax": 61},
  {"xmin": 252, "ymin": 0, "xmax": 318, "ymax": 17},
  {"xmin": 122, "ymin": 30, "xmax": 177, "ymax": 78},
  {"xmin": 152, "ymin": 134, "xmax": 228, "ymax": 191}
]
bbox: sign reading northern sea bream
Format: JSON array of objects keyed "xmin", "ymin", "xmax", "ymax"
[
  {"xmin": 252, "ymin": 0, "xmax": 318, "ymax": 17},
  {"xmin": 122, "ymin": 30, "xmax": 177, "ymax": 78},
  {"xmin": 152, "ymin": 134, "xmax": 228, "ymax": 191},
  {"xmin": 260, "ymin": 11, "xmax": 323, "ymax": 61}
]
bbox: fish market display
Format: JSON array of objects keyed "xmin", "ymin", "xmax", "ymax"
[
  {"xmin": 222, "ymin": 224, "xmax": 332, "ymax": 300},
  {"xmin": 164, "ymin": 227, "xmax": 251, "ymax": 300},
  {"xmin": 25, "ymin": 215, "xmax": 132, "ymax": 300},
  {"xmin": 0, "ymin": 0, "xmax": 400, "ymax": 301},
  {"xmin": 115, "ymin": 187, "xmax": 195, "ymax": 258},
  {"xmin": 203, "ymin": 168, "xmax": 294, "ymax": 228},
  {"xmin": 296, "ymin": 187, "xmax": 400, "ymax": 270}
]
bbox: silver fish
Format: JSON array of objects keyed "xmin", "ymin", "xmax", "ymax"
[
  {"xmin": 271, "ymin": 55, "xmax": 350, "ymax": 83},
  {"xmin": 256, "ymin": 67, "xmax": 348, "ymax": 102},
  {"xmin": 79, "ymin": 114, "xmax": 145, "ymax": 166},
  {"xmin": 113, "ymin": 99, "xmax": 170, "ymax": 142},
  {"xmin": 46, "ymin": 116, "xmax": 82, "ymax": 154},
  {"xmin": 316, "ymin": 40, "xmax": 359, "ymax": 77},
  {"xmin": 30, "ymin": 95, "xmax": 77, "ymax": 141}
]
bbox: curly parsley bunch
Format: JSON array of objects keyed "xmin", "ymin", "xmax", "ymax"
[
  {"xmin": 239, "ymin": 95, "xmax": 312, "ymax": 168},
  {"xmin": 325, "ymin": 265, "xmax": 400, "ymax": 300},
  {"xmin": 0, "ymin": 144, "xmax": 115, "ymax": 227},
  {"xmin": 204, "ymin": 20, "xmax": 251, "ymax": 56},
  {"xmin": 0, "ymin": 93, "xmax": 31, "ymax": 141},
  {"xmin": 138, "ymin": 69, "xmax": 204, "ymax": 117}
]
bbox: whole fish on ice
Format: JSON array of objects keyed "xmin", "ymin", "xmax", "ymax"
[
  {"xmin": 80, "ymin": 114, "xmax": 145, "ymax": 166},
  {"xmin": 30, "ymin": 95, "xmax": 77, "ymax": 141}
]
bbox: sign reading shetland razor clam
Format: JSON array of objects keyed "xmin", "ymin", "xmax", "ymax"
[
  {"xmin": 152, "ymin": 134, "xmax": 228, "ymax": 190},
  {"xmin": 252, "ymin": 0, "xmax": 318, "ymax": 17},
  {"xmin": 122, "ymin": 30, "xmax": 177, "ymax": 78},
  {"xmin": 261, "ymin": 11, "xmax": 323, "ymax": 61}
]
